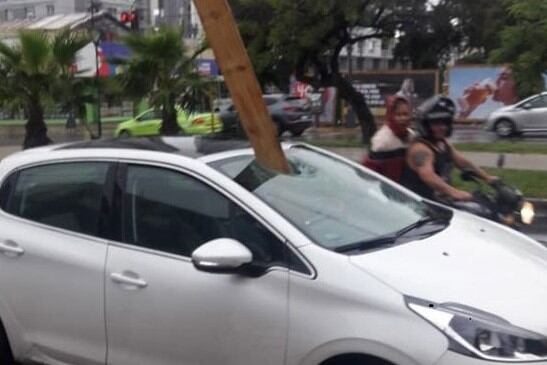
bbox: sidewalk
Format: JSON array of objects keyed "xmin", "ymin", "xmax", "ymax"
[{"xmin": 327, "ymin": 147, "xmax": 547, "ymax": 171}]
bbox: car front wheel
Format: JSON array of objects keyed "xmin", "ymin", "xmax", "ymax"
[
  {"xmin": 118, "ymin": 130, "xmax": 131, "ymax": 138},
  {"xmin": 494, "ymin": 119, "xmax": 515, "ymax": 137}
]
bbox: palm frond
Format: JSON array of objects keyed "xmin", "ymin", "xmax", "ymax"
[
  {"xmin": 0, "ymin": 41, "xmax": 22, "ymax": 66},
  {"xmin": 19, "ymin": 30, "xmax": 51, "ymax": 74},
  {"xmin": 52, "ymin": 27, "xmax": 91, "ymax": 70}
]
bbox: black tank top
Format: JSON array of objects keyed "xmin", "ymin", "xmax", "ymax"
[{"xmin": 401, "ymin": 138, "xmax": 454, "ymax": 200}]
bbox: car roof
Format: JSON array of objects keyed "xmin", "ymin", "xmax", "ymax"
[
  {"xmin": 57, "ymin": 136, "xmax": 254, "ymax": 158},
  {"xmin": 2, "ymin": 136, "xmax": 301, "ymax": 164}
]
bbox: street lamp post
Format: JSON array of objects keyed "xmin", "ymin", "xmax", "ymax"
[{"xmin": 89, "ymin": 0, "xmax": 103, "ymax": 138}]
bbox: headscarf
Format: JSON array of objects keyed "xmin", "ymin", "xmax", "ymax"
[{"xmin": 385, "ymin": 95, "xmax": 411, "ymax": 140}]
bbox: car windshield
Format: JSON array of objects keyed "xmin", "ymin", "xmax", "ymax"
[{"xmin": 209, "ymin": 146, "xmax": 446, "ymax": 251}]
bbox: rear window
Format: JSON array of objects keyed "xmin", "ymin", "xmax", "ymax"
[{"xmin": 4, "ymin": 162, "xmax": 110, "ymax": 237}]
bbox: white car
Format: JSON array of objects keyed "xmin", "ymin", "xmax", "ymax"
[
  {"xmin": 486, "ymin": 92, "xmax": 547, "ymax": 137},
  {"xmin": 0, "ymin": 137, "xmax": 545, "ymax": 365}
]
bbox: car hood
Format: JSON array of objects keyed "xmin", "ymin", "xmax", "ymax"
[{"xmin": 350, "ymin": 212, "xmax": 547, "ymax": 335}]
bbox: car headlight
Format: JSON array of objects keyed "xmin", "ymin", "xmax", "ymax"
[{"xmin": 406, "ymin": 297, "xmax": 547, "ymax": 362}]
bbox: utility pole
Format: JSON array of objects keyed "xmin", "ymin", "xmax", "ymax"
[{"xmin": 193, "ymin": 0, "xmax": 289, "ymax": 174}]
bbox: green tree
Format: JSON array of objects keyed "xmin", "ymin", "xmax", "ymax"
[
  {"xmin": 394, "ymin": 0, "xmax": 508, "ymax": 68},
  {"xmin": 490, "ymin": 0, "xmax": 547, "ymax": 97},
  {"xmin": 231, "ymin": 0, "xmax": 424, "ymax": 143},
  {"xmin": 0, "ymin": 29, "xmax": 89, "ymax": 148},
  {"xmin": 120, "ymin": 27, "xmax": 206, "ymax": 135}
]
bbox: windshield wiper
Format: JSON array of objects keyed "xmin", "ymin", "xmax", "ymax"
[{"xmin": 334, "ymin": 216, "xmax": 448, "ymax": 253}]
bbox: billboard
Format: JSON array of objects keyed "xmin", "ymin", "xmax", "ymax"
[
  {"xmin": 448, "ymin": 65, "xmax": 519, "ymax": 120},
  {"xmin": 75, "ymin": 42, "xmax": 131, "ymax": 77},
  {"xmin": 349, "ymin": 70, "xmax": 439, "ymax": 117}
]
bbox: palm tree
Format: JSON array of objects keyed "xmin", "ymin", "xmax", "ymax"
[
  {"xmin": 0, "ymin": 28, "xmax": 89, "ymax": 148},
  {"xmin": 121, "ymin": 26, "xmax": 207, "ymax": 135}
]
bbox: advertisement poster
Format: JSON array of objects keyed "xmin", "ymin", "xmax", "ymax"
[
  {"xmin": 75, "ymin": 42, "xmax": 131, "ymax": 77},
  {"xmin": 290, "ymin": 77, "xmax": 337, "ymax": 124},
  {"xmin": 448, "ymin": 66, "xmax": 519, "ymax": 120},
  {"xmin": 349, "ymin": 70, "xmax": 439, "ymax": 117}
]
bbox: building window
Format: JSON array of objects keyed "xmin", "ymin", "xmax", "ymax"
[
  {"xmin": 26, "ymin": 7, "xmax": 35, "ymax": 19},
  {"xmin": 0, "ymin": 9, "xmax": 8, "ymax": 21},
  {"xmin": 372, "ymin": 58, "xmax": 380, "ymax": 70},
  {"xmin": 47, "ymin": 5, "xmax": 55, "ymax": 16}
]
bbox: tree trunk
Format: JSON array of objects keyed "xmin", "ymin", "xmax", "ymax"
[
  {"xmin": 333, "ymin": 73, "xmax": 376, "ymax": 145},
  {"xmin": 160, "ymin": 95, "xmax": 180, "ymax": 135},
  {"xmin": 23, "ymin": 100, "xmax": 52, "ymax": 149}
]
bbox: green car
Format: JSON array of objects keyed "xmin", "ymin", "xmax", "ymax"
[{"xmin": 115, "ymin": 108, "xmax": 223, "ymax": 137}]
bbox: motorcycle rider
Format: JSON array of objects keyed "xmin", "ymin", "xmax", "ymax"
[{"xmin": 401, "ymin": 95, "xmax": 497, "ymax": 201}]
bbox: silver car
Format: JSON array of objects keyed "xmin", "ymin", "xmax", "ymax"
[
  {"xmin": 486, "ymin": 92, "xmax": 547, "ymax": 137},
  {"xmin": 0, "ymin": 137, "xmax": 546, "ymax": 365}
]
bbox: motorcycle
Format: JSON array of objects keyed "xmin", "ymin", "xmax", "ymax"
[{"xmin": 447, "ymin": 170, "xmax": 535, "ymax": 228}]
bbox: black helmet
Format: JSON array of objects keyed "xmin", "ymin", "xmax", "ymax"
[{"xmin": 416, "ymin": 95, "xmax": 456, "ymax": 139}]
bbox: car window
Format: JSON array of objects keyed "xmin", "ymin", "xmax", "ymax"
[
  {"xmin": 263, "ymin": 96, "xmax": 279, "ymax": 106},
  {"xmin": 210, "ymin": 147, "xmax": 430, "ymax": 251},
  {"xmin": 137, "ymin": 110, "xmax": 161, "ymax": 121},
  {"xmin": 122, "ymin": 165, "xmax": 300, "ymax": 270},
  {"xmin": 4, "ymin": 162, "xmax": 110, "ymax": 237},
  {"xmin": 527, "ymin": 96, "xmax": 547, "ymax": 109}
]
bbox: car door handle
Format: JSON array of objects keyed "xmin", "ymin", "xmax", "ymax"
[
  {"xmin": 0, "ymin": 240, "xmax": 25, "ymax": 257},
  {"xmin": 110, "ymin": 272, "xmax": 148, "ymax": 289}
]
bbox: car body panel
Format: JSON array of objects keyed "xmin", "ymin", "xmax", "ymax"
[
  {"xmin": 350, "ymin": 212, "xmax": 547, "ymax": 335},
  {"xmin": 0, "ymin": 205, "xmax": 107, "ymax": 364},
  {"xmin": 105, "ymin": 244, "xmax": 289, "ymax": 365}
]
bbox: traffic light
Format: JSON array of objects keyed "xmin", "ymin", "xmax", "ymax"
[{"xmin": 120, "ymin": 10, "xmax": 139, "ymax": 31}]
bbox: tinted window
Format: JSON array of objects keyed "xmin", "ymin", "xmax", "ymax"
[
  {"xmin": 6, "ymin": 162, "xmax": 109, "ymax": 236},
  {"xmin": 0, "ymin": 173, "xmax": 16, "ymax": 210},
  {"xmin": 528, "ymin": 96, "xmax": 547, "ymax": 109},
  {"xmin": 123, "ymin": 165, "xmax": 292, "ymax": 269}
]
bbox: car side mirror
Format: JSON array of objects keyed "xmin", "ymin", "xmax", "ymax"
[
  {"xmin": 522, "ymin": 103, "xmax": 532, "ymax": 109},
  {"xmin": 192, "ymin": 238, "xmax": 253, "ymax": 274}
]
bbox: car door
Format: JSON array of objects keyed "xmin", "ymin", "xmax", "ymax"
[
  {"xmin": 105, "ymin": 163, "xmax": 291, "ymax": 365},
  {"xmin": 0, "ymin": 161, "xmax": 113, "ymax": 364},
  {"xmin": 523, "ymin": 95, "xmax": 547, "ymax": 130},
  {"xmin": 133, "ymin": 110, "xmax": 161, "ymax": 136}
]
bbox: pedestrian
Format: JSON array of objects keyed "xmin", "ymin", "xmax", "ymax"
[{"xmin": 362, "ymin": 95, "xmax": 414, "ymax": 182}]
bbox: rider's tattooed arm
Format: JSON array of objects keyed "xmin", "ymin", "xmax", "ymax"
[{"xmin": 407, "ymin": 143, "xmax": 472, "ymax": 201}]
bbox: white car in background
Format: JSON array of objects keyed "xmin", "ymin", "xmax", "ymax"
[
  {"xmin": 0, "ymin": 137, "xmax": 545, "ymax": 365},
  {"xmin": 486, "ymin": 92, "xmax": 547, "ymax": 137}
]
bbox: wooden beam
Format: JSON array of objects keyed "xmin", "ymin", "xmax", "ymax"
[{"xmin": 193, "ymin": 0, "xmax": 290, "ymax": 173}]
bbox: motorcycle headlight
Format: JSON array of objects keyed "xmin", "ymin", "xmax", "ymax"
[
  {"xmin": 407, "ymin": 297, "xmax": 547, "ymax": 362},
  {"xmin": 520, "ymin": 201, "xmax": 535, "ymax": 225}
]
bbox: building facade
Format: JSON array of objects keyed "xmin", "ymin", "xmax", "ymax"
[
  {"xmin": 0, "ymin": 0, "xmax": 136, "ymax": 21},
  {"xmin": 338, "ymin": 28, "xmax": 408, "ymax": 71}
]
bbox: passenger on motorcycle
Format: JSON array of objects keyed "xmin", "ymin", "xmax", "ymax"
[
  {"xmin": 362, "ymin": 95, "xmax": 414, "ymax": 182},
  {"xmin": 401, "ymin": 95, "xmax": 497, "ymax": 201}
]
